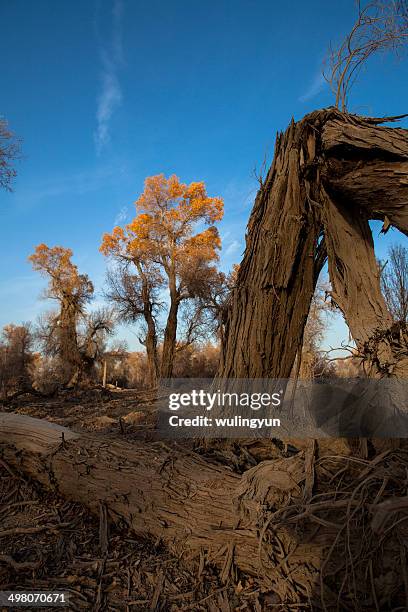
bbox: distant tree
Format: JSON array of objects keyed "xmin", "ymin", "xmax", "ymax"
[
  {"xmin": 173, "ymin": 342, "xmax": 220, "ymax": 378},
  {"xmin": 31, "ymin": 355, "xmax": 62, "ymax": 395},
  {"xmin": 298, "ymin": 281, "xmax": 333, "ymax": 380},
  {"xmin": 380, "ymin": 244, "xmax": 408, "ymax": 323},
  {"xmin": 324, "ymin": 0, "xmax": 408, "ymax": 111},
  {"xmin": 102, "ymin": 256, "xmax": 163, "ymax": 388},
  {"xmin": 77, "ymin": 307, "xmax": 115, "ymax": 381},
  {"xmin": 0, "ymin": 323, "xmax": 34, "ymax": 395},
  {"xmin": 34, "ymin": 307, "xmax": 115, "ymax": 390},
  {"xmin": 0, "ymin": 117, "xmax": 22, "ymax": 191},
  {"xmin": 29, "ymin": 244, "xmax": 94, "ymax": 385},
  {"xmin": 125, "ymin": 351, "xmax": 151, "ymax": 389},
  {"xmin": 98, "ymin": 340, "xmax": 129, "ymax": 388},
  {"xmin": 101, "ymin": 174, "xmax": 224, "ymax": 379},
  {"xmin": 185, "ymin": 266, "xmax": 238, "ymax": 348}
]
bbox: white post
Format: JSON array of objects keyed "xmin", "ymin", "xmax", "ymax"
[{"xmin": 102, "ymin": 360, "xmax": 107, "ymax": 388}]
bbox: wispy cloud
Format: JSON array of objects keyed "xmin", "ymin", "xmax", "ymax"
[
  {"xmin": 114, "ymin": 204, "xmax": 129, "ymax": 226},
  {"xmin": 299, "ymin": 71, "xmax": 326, "ymax": 103},
  {"xmin": 222, "ymin": 180, "xmax": 257, "ymax": 211},
  {"xmin": 94, "ymin": 0, "xmax": 124, "ymax": 155}
]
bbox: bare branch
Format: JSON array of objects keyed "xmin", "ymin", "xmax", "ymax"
[
  {"xmin": 380, "ymin": 244, "xmax": 408, "ymax": 323},
  {"xmin": 323, "ymin": 1, "xmax": 408, "ymax": 111},
  {"xmin": 0, "ymin": 117, "xmax": 22, "ymax": 191}
]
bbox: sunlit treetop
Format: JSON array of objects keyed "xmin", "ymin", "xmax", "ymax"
[
  {"xmin": 135, "ymin": 174, "xmax": 223, "ymax": 224},
  {"xmin": 100, "ymin": 174, "xmax": 224, "ymax": 275},
  {"xmin": 29, "ymin": 243, "xmax": 93, "ymax": 304}
]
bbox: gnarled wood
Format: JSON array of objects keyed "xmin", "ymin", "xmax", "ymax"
[
  {"xmin": 0, "ymin": 412, "xmax": 321, "ymax": 598},
  {"xmin": 324, "ymin": 161, "xmax": 408, "ymax": 236},
  {"xmin": 218, "ymin": 113, "xmax": 325, "ymax": 378},
  {"xmin": 322, "ymin": 188, "xmax": 408, "ymax": 377},
  {"xmin": 219, "ymin": 108, "xmax": 408, "ymax": 379},
  {"xmin": 321, "ymin": 190, "xmax": 393, "ymax": 345},
  {"xmin": 321, "ymin": 115, "xmax": 408, "ymax": 158}
]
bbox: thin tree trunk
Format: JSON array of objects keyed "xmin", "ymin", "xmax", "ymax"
[
  {"xmin": 134, "ymin": 265, "xmax": 160, "ymax": 388},
  {"xmin": 102, "ymin": 360, "xmax": 107, "ymax": 387},
  {"xmin": 144, "ymin": 306, "xmax": 159, "ymax": 387},
  {"xmin": 161, "ymin": 287, "xmax": 179, "ymax": 379}
]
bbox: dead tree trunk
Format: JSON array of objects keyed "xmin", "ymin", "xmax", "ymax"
[
  {"xmin": 0, "ymin": 412, "xmax": 321, "ymax": 599},
  {"xmin": 219, "ymin": 113, "xmax": 326, "ymax": 378},
  {"xmin": 322, "ymin": 190, "xmax": 408, "ymax": 377},
  {"xmin": 219, "ymin": 109, "xmax": 408, "ymax": 379},
  {"xmin": 320, "ymin": 115, "xmax": 408, "ymax": 377}
]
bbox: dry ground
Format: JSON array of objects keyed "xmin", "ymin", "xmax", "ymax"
[
  {"xmin": 2, "ymin": 389, "xmax": 408, "ymax": 611},
  {"xmin": 0, "ymin": 389, "xmax": 277, "ymax": 612}
]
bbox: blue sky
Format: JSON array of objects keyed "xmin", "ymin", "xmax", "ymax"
[{"xmin": 0, "ymin": 0, "xmax": 407, "ymax": 351}]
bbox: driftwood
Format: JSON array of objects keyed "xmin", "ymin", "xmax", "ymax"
[{"xmin": 219, "ymin": 108, "xmax": 408, "ymax": 379}]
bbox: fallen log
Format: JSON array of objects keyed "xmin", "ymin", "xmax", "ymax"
[
  {"xmin": 3, "ymin": 413, "xmax": 408, "ymax": 607},
  {"xmin": 0, "ymin": 412, "xmax": 321, "ymax": 601}
]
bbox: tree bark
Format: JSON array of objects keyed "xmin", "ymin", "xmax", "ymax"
[
  {"xmin": 322, "ymin": 189, "xmax": 408, "ymax": 377},
  {"xmin": 320, "ymin": 114, "xmax": 408, "ymax": 377},
  {"xmin": 219, "ymin": 109, "xmax": 408, "ymax": 379},
  {"xmin": 0, "ymin": 412, "xmax": 321, "ymax": 598},
  {"xmin": 60, "ymin": 298, "xmax": 83, "ymax": 387},
  {"xmin": 320, "ymin": 113, "xmax": 408, "ymax": 236},
  {"xmin": 160, "ymin": 285, "xmax": 179, "ymax": 379},
  {"xmin": 218, "ymin": 114, "xmax": 325, "ymax": 379},
  {"xmin": 324, "ymin": 161, "xmax": 408, "ymax": 237},
  {"xmin": 144, "ymin": 300, "xmax": 159, "ymax": 387}
]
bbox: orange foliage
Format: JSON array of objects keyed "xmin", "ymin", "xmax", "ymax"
[
  {"xmin": 29, "ymin": 243, "xmax": 93, "ymax": 300},
  {"xmin": 29, "ymin": 244, "xmax": 74, "ymax": 275},
  {"xmin": 100, "ymin": 174, "xmax": 224, "ymax": 274}
]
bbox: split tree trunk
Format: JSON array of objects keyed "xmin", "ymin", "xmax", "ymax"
[
  {"xmin": 322, "ymin": 189, "xmax": 408, "ymax": 377},
  {"xmin": 320, "ymin": 114, "xmax": 408, "ymax": 377},
  {"xmin": 219, "ymin": 109, "xmax": 408, "ymax": 379}
]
